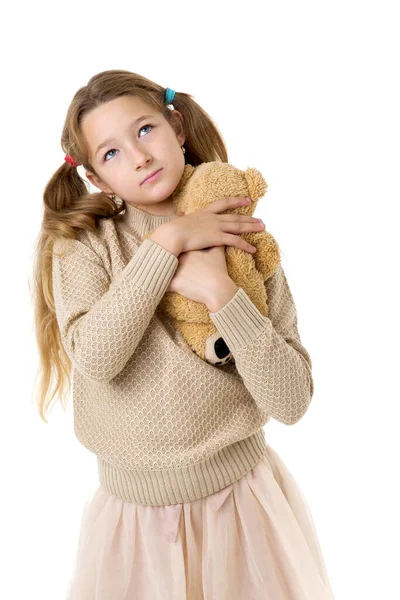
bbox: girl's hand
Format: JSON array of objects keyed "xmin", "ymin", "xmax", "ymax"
[
  {"xmin": 165, "ymin": 245, "xmax": 232, "ymax": 305},
  {"xmin": 166, "ymin": 197, "xmax": 264, "ymax": 254}
]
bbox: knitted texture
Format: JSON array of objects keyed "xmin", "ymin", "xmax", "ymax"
[{"xmin": 52, "ymin": 202, "xmax": 314, "ymax": 506}]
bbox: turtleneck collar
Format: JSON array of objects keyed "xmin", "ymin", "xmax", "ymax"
[
  {"xmin": 117, "ymin": 163, "xmax": 196, "ymax": 239},
  {"xmin": 121, "ymin": 202, "xmax": 176, "ymax": 239}
]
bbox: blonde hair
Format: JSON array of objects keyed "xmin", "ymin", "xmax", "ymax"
[{"xmin": 30, "ymin": 69, "xmax": 229, "ymax": 423}]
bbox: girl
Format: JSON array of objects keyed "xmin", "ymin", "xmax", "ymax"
[{"xmin": 32, "ymin": 69, "xmax": 334, "ymax": 599}]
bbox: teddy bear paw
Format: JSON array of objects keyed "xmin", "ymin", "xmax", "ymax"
[{"xmin": 205, "ymin": 333, "xmax": 233, "ymax": 366}]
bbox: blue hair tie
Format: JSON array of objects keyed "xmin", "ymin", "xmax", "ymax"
[{"xmin": 165, "ymin": 87, "xmax": 176, "ymax": 105}]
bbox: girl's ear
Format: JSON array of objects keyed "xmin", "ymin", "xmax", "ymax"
[{"xmin": 85, "ymin": 170, "xmax": 114, "ymax": 195}]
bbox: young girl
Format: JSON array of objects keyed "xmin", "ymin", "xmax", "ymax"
[{"xmin": 32, "ymin": 69, "xmax": 334, "ymax": 599}]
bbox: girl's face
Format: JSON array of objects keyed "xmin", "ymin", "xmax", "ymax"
[{"xmin": 82, "ymin": 94, "xmax": 186, "ymax": 215}]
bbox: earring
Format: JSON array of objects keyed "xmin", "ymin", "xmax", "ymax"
[{"xmin": 182, "ymin": 145, "xmax": 186, "ymax": 154}]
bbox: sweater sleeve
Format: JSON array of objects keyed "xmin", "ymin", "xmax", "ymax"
[
  {"xmin": 52, "ymin": 235, "xmax": 179, "ymax": 383},
  {"xmin": 208, "ymin": 264, "xmax": 314, "ymax": 425}
]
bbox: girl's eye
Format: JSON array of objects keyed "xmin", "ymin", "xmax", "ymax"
[
  {"xmin": 104, "ymin": 149, "xmax": 117, "ymax": 162},
  {"xmin": 139, "ymin": 124, "xmax": 153, "ymax": 136},
  {"xmin": 103, "ymin": 124, "xmax": 153, "ymax": 162}
]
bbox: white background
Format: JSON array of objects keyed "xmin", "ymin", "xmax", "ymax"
[{"xmin": 1, "ymin": 0, "xmax": 399, "ymax": 598}]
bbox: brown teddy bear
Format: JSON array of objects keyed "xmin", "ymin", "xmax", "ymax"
[{"xmin": 143, "ymin": 161, "xmax": 281, "ymax": 366}]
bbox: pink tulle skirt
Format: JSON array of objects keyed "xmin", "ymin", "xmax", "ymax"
[{"xmin": 65, "ymin": 443, "xmax": 335, "ymax": 599}]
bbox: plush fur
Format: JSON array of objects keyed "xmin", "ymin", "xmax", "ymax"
[{"xmin": 143, "ymin": 161, "xmax": 281, "ymax": 365}]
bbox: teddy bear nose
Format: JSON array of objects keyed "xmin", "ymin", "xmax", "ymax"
[{"xmin": 214, "ymin": 337, "xmax": 230, "ymax": 359}]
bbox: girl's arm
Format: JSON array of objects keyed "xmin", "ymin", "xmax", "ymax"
[
  {"xmin": 209, "ymin": 264, "xmax": 314, "ymax": 426},
  {"xmin": 52, "ymin": 234, "xmax": 179, "ymax": 382}
]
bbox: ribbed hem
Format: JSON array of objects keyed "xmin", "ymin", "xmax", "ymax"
[
  {"xmin": 122, "ymin": 237, "xmax": 178, "ymax": 296},
  {"xmin": 97, "ymin": 429, "xmax": 268, "ymax": 506},
  {"xmin": 209, "ymin": 286, "xmax": 268, "ymax": 351}
]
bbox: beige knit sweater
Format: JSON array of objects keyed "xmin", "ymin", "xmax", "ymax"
[{"xmin": 52, "ymin": 202, "xmax": 314, "ymax": 506}]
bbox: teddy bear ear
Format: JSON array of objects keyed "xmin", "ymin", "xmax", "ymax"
[{"xmin": 244, "ymin": 168, "xmax": 268, "ymax": 201}]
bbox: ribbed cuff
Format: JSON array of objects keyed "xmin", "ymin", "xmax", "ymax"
[
  {"xmin": 122, "ymin": 237, "xmax": 178, "ymax": 297},
  {"xmin": 209, "ymin": 286, "xmax": 269, "ymax": 351}
]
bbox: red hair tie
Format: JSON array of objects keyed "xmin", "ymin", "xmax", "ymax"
[{"xmin": 64, "ymin": 154, "xmax": 80, "ymax": 167}]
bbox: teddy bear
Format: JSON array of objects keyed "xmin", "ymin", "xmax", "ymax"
[{"xmin": 143, "ymin": 161, "xmax": 281, "ymax": 366}]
